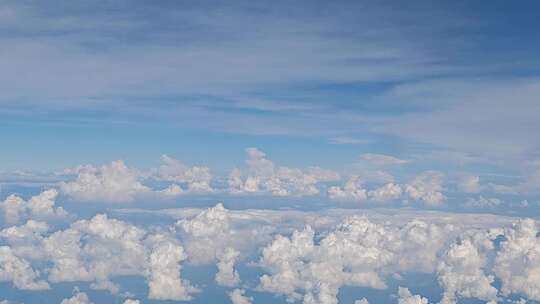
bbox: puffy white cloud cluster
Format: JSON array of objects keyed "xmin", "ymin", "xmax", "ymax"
[
  {"xmin": 405, "ymin": 171, "xmax": 446, "ymax": 206},
  {"xmin": 437, "ymin": 234, "xmax": 499, "ymax": 304},
  {"xmin": 147, "ymin": 235, "xmax": 197, "ymax": 300},
  {"xmin": 494, "ymin": 219, "xmax": 540, "ymax": 301},
  {"xmin": 156, "ymin": 155, "xmax": 213, "ymax": 193},
  {"xmin": 60, "ymin": 288, "xmax": 93, "ymax": 304},
  {"xmin": 327, "ymin": 176, "xmax": 368, "ymax": 202},
  {"xmin": 354, "ymin": 298, "xmax": 369, "ymax": 304},
  {"xmin": 1, "ymin": 202, "xmax": 540, "ymax": 303},
  {"xmin": 228, "ymin": 148, "xmax": 340, "ymax": 196},
  {"xmin": 328, "ymin": 177, "xmax": 403, "ymax": 203},
  {"xmin": 229, "ymin": 289, "xmax": 253, "ymax": 304},
  {"xmin": 176, "ymin": 203, "xmax": 248, "ymax": 289},
  {"xmin": 0, "ymin": 189, "xmax": 67, "ymax": 225},
  {"xmin": 215, "ymin": 247, "xmax": 241, "ymax": 287},
  {"xmin": 258, "ymin": 215, "xmax": 455, "ymax": 304},
  {"xmin": 60, "ymin": 157, "xmax": 214, "ymax": 203},
  {"xmin": 0, "ymin": 245, "xmax": 49, "ymax": 290},
  {"xmin": 0, "ymin": 214, "xmax": 196, "ymax": 300},
  {"xmin": 397, "ymin": 287, "xmax": 429, "ymax": 304},
  {"xmin": 122, "ymin": 300, "xmax": 140, "ymax": 304},
  {"xmin": 60, "ymin": 161, "xmax": 150, "ymax": 203}
]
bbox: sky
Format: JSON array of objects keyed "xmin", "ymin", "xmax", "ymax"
[{"xmin": 1, "ymin": 1, "xmax": 540, "ymax": 304}]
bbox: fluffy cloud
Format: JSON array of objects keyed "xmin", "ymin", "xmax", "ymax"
[
  {"xmin": 147, "ymin": 235, "xmax": 197, "ymax": 301},
  {"xmin": 258, "ymin": 217, "xmax": 393, "ymax": 304},
  {"xmin": 122, "ymin": 300, "xmax": 140, "ymax": 304},
  {"xmin": 494, "ymin": 219, "xmax": 540, "ymax": 301},
  {"xmin": 329, "ymin": 178, "xmax": 403, "ymax": 203},
  {"xmin": 0, "ymin": 245, "xmax": 49, "ymax": 290},
  {"xmin": 215, "ymin": 247, "xmax": 241, "ymax": 287},
  {"xmin": 327, "ymin": 176, "xmax": 368, "ymax": 202},
  {"xmin": 437, "ymin": 235, "xmax": 498, "ymax": 304},
  {"xmin": 156, "ymin": 155, "xmax": 213, "ymax": 193},
  {"xmin": 398, "ymin": 287, "xmax": 429, "ymax": 304},
  {"xmin": 405, "ymin": 171, "xmax": 446, "ymax": 206},
  {"xmin": 0, "ymin": 220, "xmax": 49, "ymax": 260},
  {"xmin": 60, "ymin": 288, "xmax": 93, "ymax": 304},
  {"xmin": 368, "ymin": 183, "xmax": 403, "ymax": 202},
  {"xmin": 60, "ymin": 158, "xmax": 214, "ymax": 203},
  {"xmin": 0, "ymin": 189, "xmax": 67, "ymax": 225},
  {"xmin": 354, "ymin": 298, "xmax": 369, "ymax": 304},
  {"xmin": 228, "ymin": 148, "xmax": 339, "ymax": 196},
  {"xmin": 229, "ymin": 289, "xmax": 253, "ymax": 304},
  {"xmin": 1, "ymin": 200, "xmax": 539, "ymax": 303},
  {"xmin": 60, "ymin": 161, "xmax": 150, "ymax": 203}
]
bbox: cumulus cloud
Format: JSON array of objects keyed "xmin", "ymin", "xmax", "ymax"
[
  {"xmin": 405, "ymin": 171, "xmax": 446, "ymax": 206},
  {"xmin": 327, "ymin": 176, "xmax": 368, "ymax": 202},
  {"xmin": 215, "ymin": 247, "xmax": 241, "ymax": 287},
  {"xmin": 229, "ymin": 289, "xmax": 253, "ymax": 304},
  {"xmin": 437, "ymin": 236, "xmax": 498, "ymax": 304},
  {"xmin": 0, "ymin": 189, "xmax": 67, "ymax": 225},
  {"xmin": 0, "ymin": 200, "xmax": 539, "ymax": 303},
  {"xmin": 228, "ymin": 148, "xmax": 339, "ymax": 196},
  {"xmin": 329, "ymin": 178, "xmax": 403, "ymax": 203},
  {"xmin": 60, "ymin": 160, "xmax": 150, "ymax": 203},
  {"xmin": 0, "ymin": 246, "xmax": 49, "ymax": 290},
  {"xmin": 368, "ymin": 183, "xmax": 403, "ymax": 202},
  {"xmin": 494, "ymin": 219, "xmax": 540, "ymax": 301},
  {"xmin": 147, "ymin": 235, "xmax": 197, "ymax": 301},
  {"xmin": 354, "ymin": 298, "xmax": 369, "ymax": 304},
  {"xmin": 156, "ymin": 155, "xmax": 213, "ymax": 193},
  {"xmin": 122, "ymin": 300, "xmax": 140, "ymax": 304},
  {"xmin": 60, "ymin": 288, "xmax": 93, "ymax": 304},
  {"xmin": 398, "ymin": 287, "xmax": 429, "ymax": 304}
]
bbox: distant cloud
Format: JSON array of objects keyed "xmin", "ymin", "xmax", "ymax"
[
  {"xmin": 360, "ymin": 153, "xmax": 410, "ymax": 166},
  {"xmin": 329, "ymin": 136, "xmax": 370, "ymax": 145}
]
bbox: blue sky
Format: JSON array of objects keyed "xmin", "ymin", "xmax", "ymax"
[
  {"xmin": 1, "ymin": 0, "xmax": 539, "ymax": 173},
  {"xmin": 1, "ymin": 1, "xmax": 540, "ymax": 304}
]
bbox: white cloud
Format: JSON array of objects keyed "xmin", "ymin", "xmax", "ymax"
[
  {"xmin": 60, "ymin": 160, "xmax": 150, "ymax": 203},
  {"xmin": 457, "ymin": 174, "xmax": 481, "ymax": 193},
  {"xmin": 216, "ymin": 247, "xmax": 241, "ymax": 287},
  {"xmin": 354, "ymin": 298, "xmax": 369, "ymax": 304},
  {"xmin": 228, "ymin": 148, "xmax": 339, "ymax": 196},
  {"xmin": 156, "ymin": 155, "xmax": 213, "ymax": 193},
  {"xmin": 437, "ymin": 235, "xmax": 498, "ymax": 304},
  {"xmin": 405, "ymin": 171, "xmax": 446, "ymax": 206},
  {"xmin": 122, "ymin": 300, "xmax": 140, "ymax": 304},
  {"xmin": 398, "ymin": 287, "xmax": 429, "ymax": 304},
  {"xmin": 229, "ymin": 289, "xmax": 253, "ymax": 304},
  {"xmin": 0, "ymin": 220, "xmax": 49, "ymax": 260},
  {"xmin": 328, "ymin": 176, "xmax": 368, "ymax": 202},
  {"xmin": 368, "ymin": 183, "xmax": 403, "ymax": 202},
  {"xmin": 0, "ymin": 246, "xmax": 49, "ymax": 290},
  {"xmin": 494, "ymin": 219, "xmax": 540, "ymax": 301},
  {"xmin": 60, "ymin": 288, "xmax": 93, "ymax": 304},
  {"xmin": 147, "ymin": 235, "xmax": 198, "ymax": 301},
  {"xmin": 0, "ymin": 189, "xmax": 67, "ymax": 225},
  {"xmin": 360, "ymin": 153, "xmax": 409, "ymax": 166}
]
